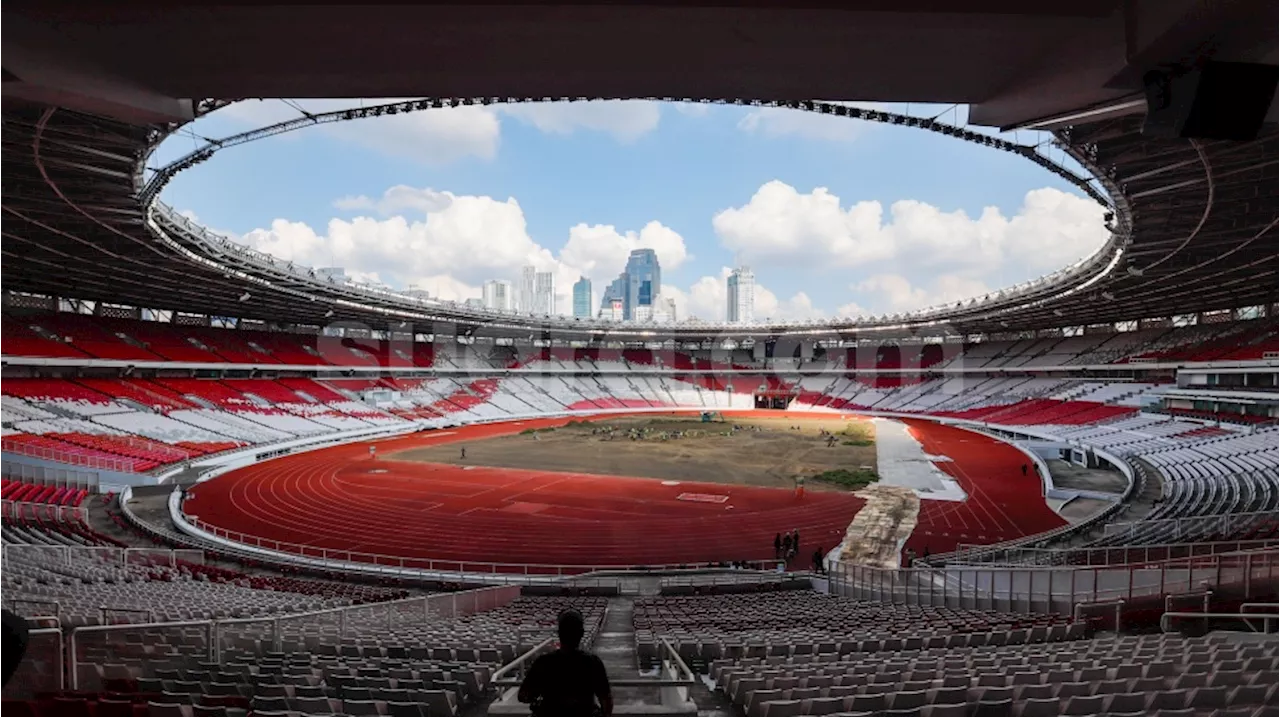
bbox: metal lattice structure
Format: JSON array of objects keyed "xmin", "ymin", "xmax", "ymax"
[{"xmin": 0, "ymin": 92, "xmax": 1274, "ymax": 340}]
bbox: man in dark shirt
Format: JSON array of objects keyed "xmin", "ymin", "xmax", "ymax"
[{"xmin": 519, "ymin": 609, "xmax": 613, "ymax": 717}]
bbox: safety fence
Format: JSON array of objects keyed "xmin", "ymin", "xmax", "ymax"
[
  {"xmin": 2, "ymin": 441, "xmax": 134, "ymax": 474},
  {"xmin": 828, "ymin": 549, "xmax": 1279, "ymax": 616},
  {"xmin": 1, "ymin": 628, "xmax": 64, "ymax": 700},
  {"xmin": 2, "ymin": 499, "xmax": 90, "ymax": 526},
  {"xmin": 1102, "ymin": 510, "xmax": 1276, "ymax": 540},
  {"xmin": 947, "ymin": 539, "xmax": 1279, "ymax": 567},
  {"xmin": 0, "ymin": 584, "xmax": 520, "ymax": 697},
  {"xmin": 2, "ymin": 543, "xmax": 205, "ymax": 568},
  {"xmin": 0, "ymin": 460, "xmax": 102, "ymax": 489}
]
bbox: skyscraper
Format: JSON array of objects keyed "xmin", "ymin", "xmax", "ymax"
[
  {"xmin": 519, "ymin": 266, "xmax": 536, "ymax": 313},
  {"xmin": 625, "ymin": 249, "xmax": 661, "ymax": 320},
  {"xmin": 727, "ymin": 266, "xmax": 755, "ymax": 323},
  {"xmin": 599, "ymin": 275, "xmax": 626, "ymax": 318},
  {"xmin": 597, "ymin": 249, "xmax": 663, "ymax": 321},
  {"xmin": 482, "ymin": 280, "xmax": 512, "ymax": 311},
  {"xmin": 534, "ymin": 271, "xmax": 555, "ymax": 314},
  {"xmin": 572, "ymin": 277, "xmax": 593, "ymax": 318}
]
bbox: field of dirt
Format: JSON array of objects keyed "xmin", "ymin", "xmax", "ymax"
[{"xmin": 394, "ymin": 415, "xmax": 878, "ymax": 491}]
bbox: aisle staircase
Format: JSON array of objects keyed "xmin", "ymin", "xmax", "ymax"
[{"xmin": 487, "ymin": 596, "xmax": 698, "ymax": 716}]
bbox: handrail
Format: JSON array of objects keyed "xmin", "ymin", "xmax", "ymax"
[
  {"xmin": 490, "ymin": 637, "xmax": 556, "ymax": 686},
  {"xmin": 70, "ymin": 618, "xmax": 214, "ymax": 690},
  {"xmin": 660, "ymin": 636, "xmax": 697, "ymax": 685},
  {"xmin": 19, "ymin": 627, "xmax": 66, "ymax": 694},
  {"xmin": 66, "ymin": 583, "xmax": 518, "ymax": 689},
  {"xmin": 2, "ymin": 439, "xmax": 135, "ymax": 473},
  {"xmin": 943, "ymin": 539, "xmax": 1280, "ymax": 568},
  {"xmin": 1161, "ymin": 611, "xmax": 1280, "ymax": 634}
]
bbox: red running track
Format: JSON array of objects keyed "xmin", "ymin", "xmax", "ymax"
[
  {"xmin": 901, "ymin": 419, "xmax": 1067, "ymax": 556},
  {"xmin": 184, "ymin": 413, "xmax": 1064, "ymax": 572}
]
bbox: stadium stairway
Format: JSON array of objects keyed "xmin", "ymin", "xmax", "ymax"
[{"xmin": 597, "ymin": 598, "xmax": 664, "ymax": 710}]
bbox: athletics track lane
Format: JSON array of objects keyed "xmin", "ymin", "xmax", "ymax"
[
  {"xmin": 900, "ymin": 419, "xmax": 1066, "ymax": 555},
  {"xmin": 184, "ymin": 413, "xmax": 1064, "ymax": 571}
]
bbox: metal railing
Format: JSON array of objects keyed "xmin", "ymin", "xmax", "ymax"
[
  {"xmin": 2, "ymin": 499, "xmax": 90, "ymax": 525},
  {"xmin": 2, "ymin": 440, "xmax": 136, "ymax": 473},
  {"xmin": 1102, "ymin": 510, "xmax": 1277, "ymax": 540},
  {"xmin": 0, "ymin": 461, "xmax": 102, "ymax": 490},
  {"xmin": 68, "ymin": 584, "xmax": 519, "ymax": 689},
  {"xmin": 1161, "ymin": 609, "xmax": 1280, "ymax": 634},
  {"xmin": 829, "ymin": 549, "xmax": 1279, "ymax": 615},
  {"xmin": 943, "ymin": 539, "xmax": 1279, "ymax": 568},
  {"xmin": 2, "ymin": 543, "xmax": 205, "ymax": 568},
  {"xmin": 0, "ymin": 627, "xmax": 64, "ymax": 700}
]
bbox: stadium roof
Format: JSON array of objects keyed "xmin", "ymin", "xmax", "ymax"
[{"xmin": 3, "ymin": 1, "xmax": 1276, "ymax": 342}]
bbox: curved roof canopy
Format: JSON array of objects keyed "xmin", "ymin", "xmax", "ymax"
[{"xmin": 3, "ymin": 1, "xmax": 1276, "ymax": 342}]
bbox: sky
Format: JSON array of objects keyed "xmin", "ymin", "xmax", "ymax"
[{"xmin": 154, "ymin": 99, "xmax": 1110, "ymax": 322}]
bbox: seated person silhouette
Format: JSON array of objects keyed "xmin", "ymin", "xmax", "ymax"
[
  {"xmin": 0, "ymin": 609, "xmax": 30, "ymax": 696},
  {"xmin": 519, "ymin": 608, "xmax": 613, "ymax": 717}
]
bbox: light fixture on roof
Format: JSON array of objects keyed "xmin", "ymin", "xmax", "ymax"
[
  {"xmin": 1127, "ymin": 266, "xmax": 1144, "ymax": 277},
  {"xmin": 238, "ymin": 292, "xmax": 251, "ymax": 302},
  {"xmin": 1101, "ymin": 291, "xmax": 1115, "ymax": 301},
  {"xmin": 324, "ymin": 310, "xmax": 335, "ymax": 318}
]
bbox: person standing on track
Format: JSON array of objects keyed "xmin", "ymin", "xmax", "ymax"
[
  {"xmin": 792, "ymin": 529, "xmax": 800, "ymax": 556},
  {"xmin": 519, "ymin": 608, "xmax": 613, "ymax": 717},
  {"xmin": 461, "ymin": 447, "xmax": 467, "ymax": 460},
  {"xmin": 781, "ymin": 531, "xmax": 792, "ymax": 560},
  {"xmin": 774, "ymin": 533, "xmax": 782, "ymax": 558}
]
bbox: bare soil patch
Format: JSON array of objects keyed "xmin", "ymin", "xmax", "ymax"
[{"xmin": 394, "ymin": 415, "xmax": 878, "ymax": 491}]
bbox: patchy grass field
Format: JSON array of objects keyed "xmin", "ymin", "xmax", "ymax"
[{"xmin": 395, "ymin": 415, "xmax": 878, "ymax": 491}]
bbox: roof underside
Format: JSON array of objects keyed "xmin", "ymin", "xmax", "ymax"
[{"xmin": 2, "ymin": 2, "xmax": 1276, "ymax": 341}]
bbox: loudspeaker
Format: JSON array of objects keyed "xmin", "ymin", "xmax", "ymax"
[{"xmin": 1142, "ymin": 61, "xmax": 1278, "ymax": 141}]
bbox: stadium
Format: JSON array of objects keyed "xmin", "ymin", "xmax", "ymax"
[{"xmin": 2, "ymin": 3, "xmax": 1278, "ymax": 717}]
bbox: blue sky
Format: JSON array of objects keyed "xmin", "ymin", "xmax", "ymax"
[{"xmin": 156, "ymin": 100, "xmax": 1108, "ymax": 321}]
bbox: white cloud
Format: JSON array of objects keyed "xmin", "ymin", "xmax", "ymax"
[
  {"xmin": 663, "ymin": 269, "xmax": 825, "ymax": 323},
  {"xmin": 234, "ymin": 185, "xmax": 685, "ymax": 315},
  {"xmin": 715, "ymin": 181, "xmax": 1107, "ymax": 274},
  {"xmin": 672, "ymin": 102, "xmax": 713, "ymax": 117},
  {"xmin": 714, "ymin": 180, "xmax": 1109, "ymax": 314},
  {"xmin": 714, "ymin": 181, "xmax": 896, "ymax": 267},
  {"xmin": 559, "ymin": 221, "xmax": 690, "ymax": 288},
  {"xmin": 499, "ymin": 100, "xmax": 661, "ymax": 142},
  {"xmin": 852, "ymin": 274, "xmax": 992, "ymax": 314},
  {"xmin": 210, "ymin": 99, "xmax": 668, "ymax": 163},
  {"xmin": 334, "ymin": 186, "xmax": 454, "ymax": 215},
  {"xmin": 215, "ymin": 99, "xmax": 500, "ymax": 164},
  {"xmin": 737, "ymin": 103, "xmax": 884, "ymax": 143}
]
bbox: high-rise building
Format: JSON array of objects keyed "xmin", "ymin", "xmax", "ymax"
[
  {"xmin": 519, "ymin": 266, "xmax": 536, "ymax": 312},
  {"xmin": 599, "ymin": 276, "xmax": 626, "ymax": 317},
  {"xmin": 727, "ymin": 266, "xmax": 756, "ymax": 323},
  {"xmin": 625, "ymin": 249, "xmax": 661, "ymax": 320},
  {"xmin": 482, "ymin": 280, "xmax": 512, "ymax": 311},
  {"xmin": 463, "ymin": 297, "xmax": 484, "ymax": 309},
  {"xmin": 572, "ymin": 277, "xmax": 593, "ymax": 318},
  {"xmin": 666, "ymin": 296, "xmax": 678, "ymax": 322},
  {"xmin": 599, "ymin": 249, "xmax": 662, "ymax": 320},
  {"xmin": 534, "ymin": 271, "xmax": 555, "ymax": 314}
]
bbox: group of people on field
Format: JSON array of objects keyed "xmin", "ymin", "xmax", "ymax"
[{"xmin": 773, "ymin": 529, "xmax": 827, "ymax": 574}]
